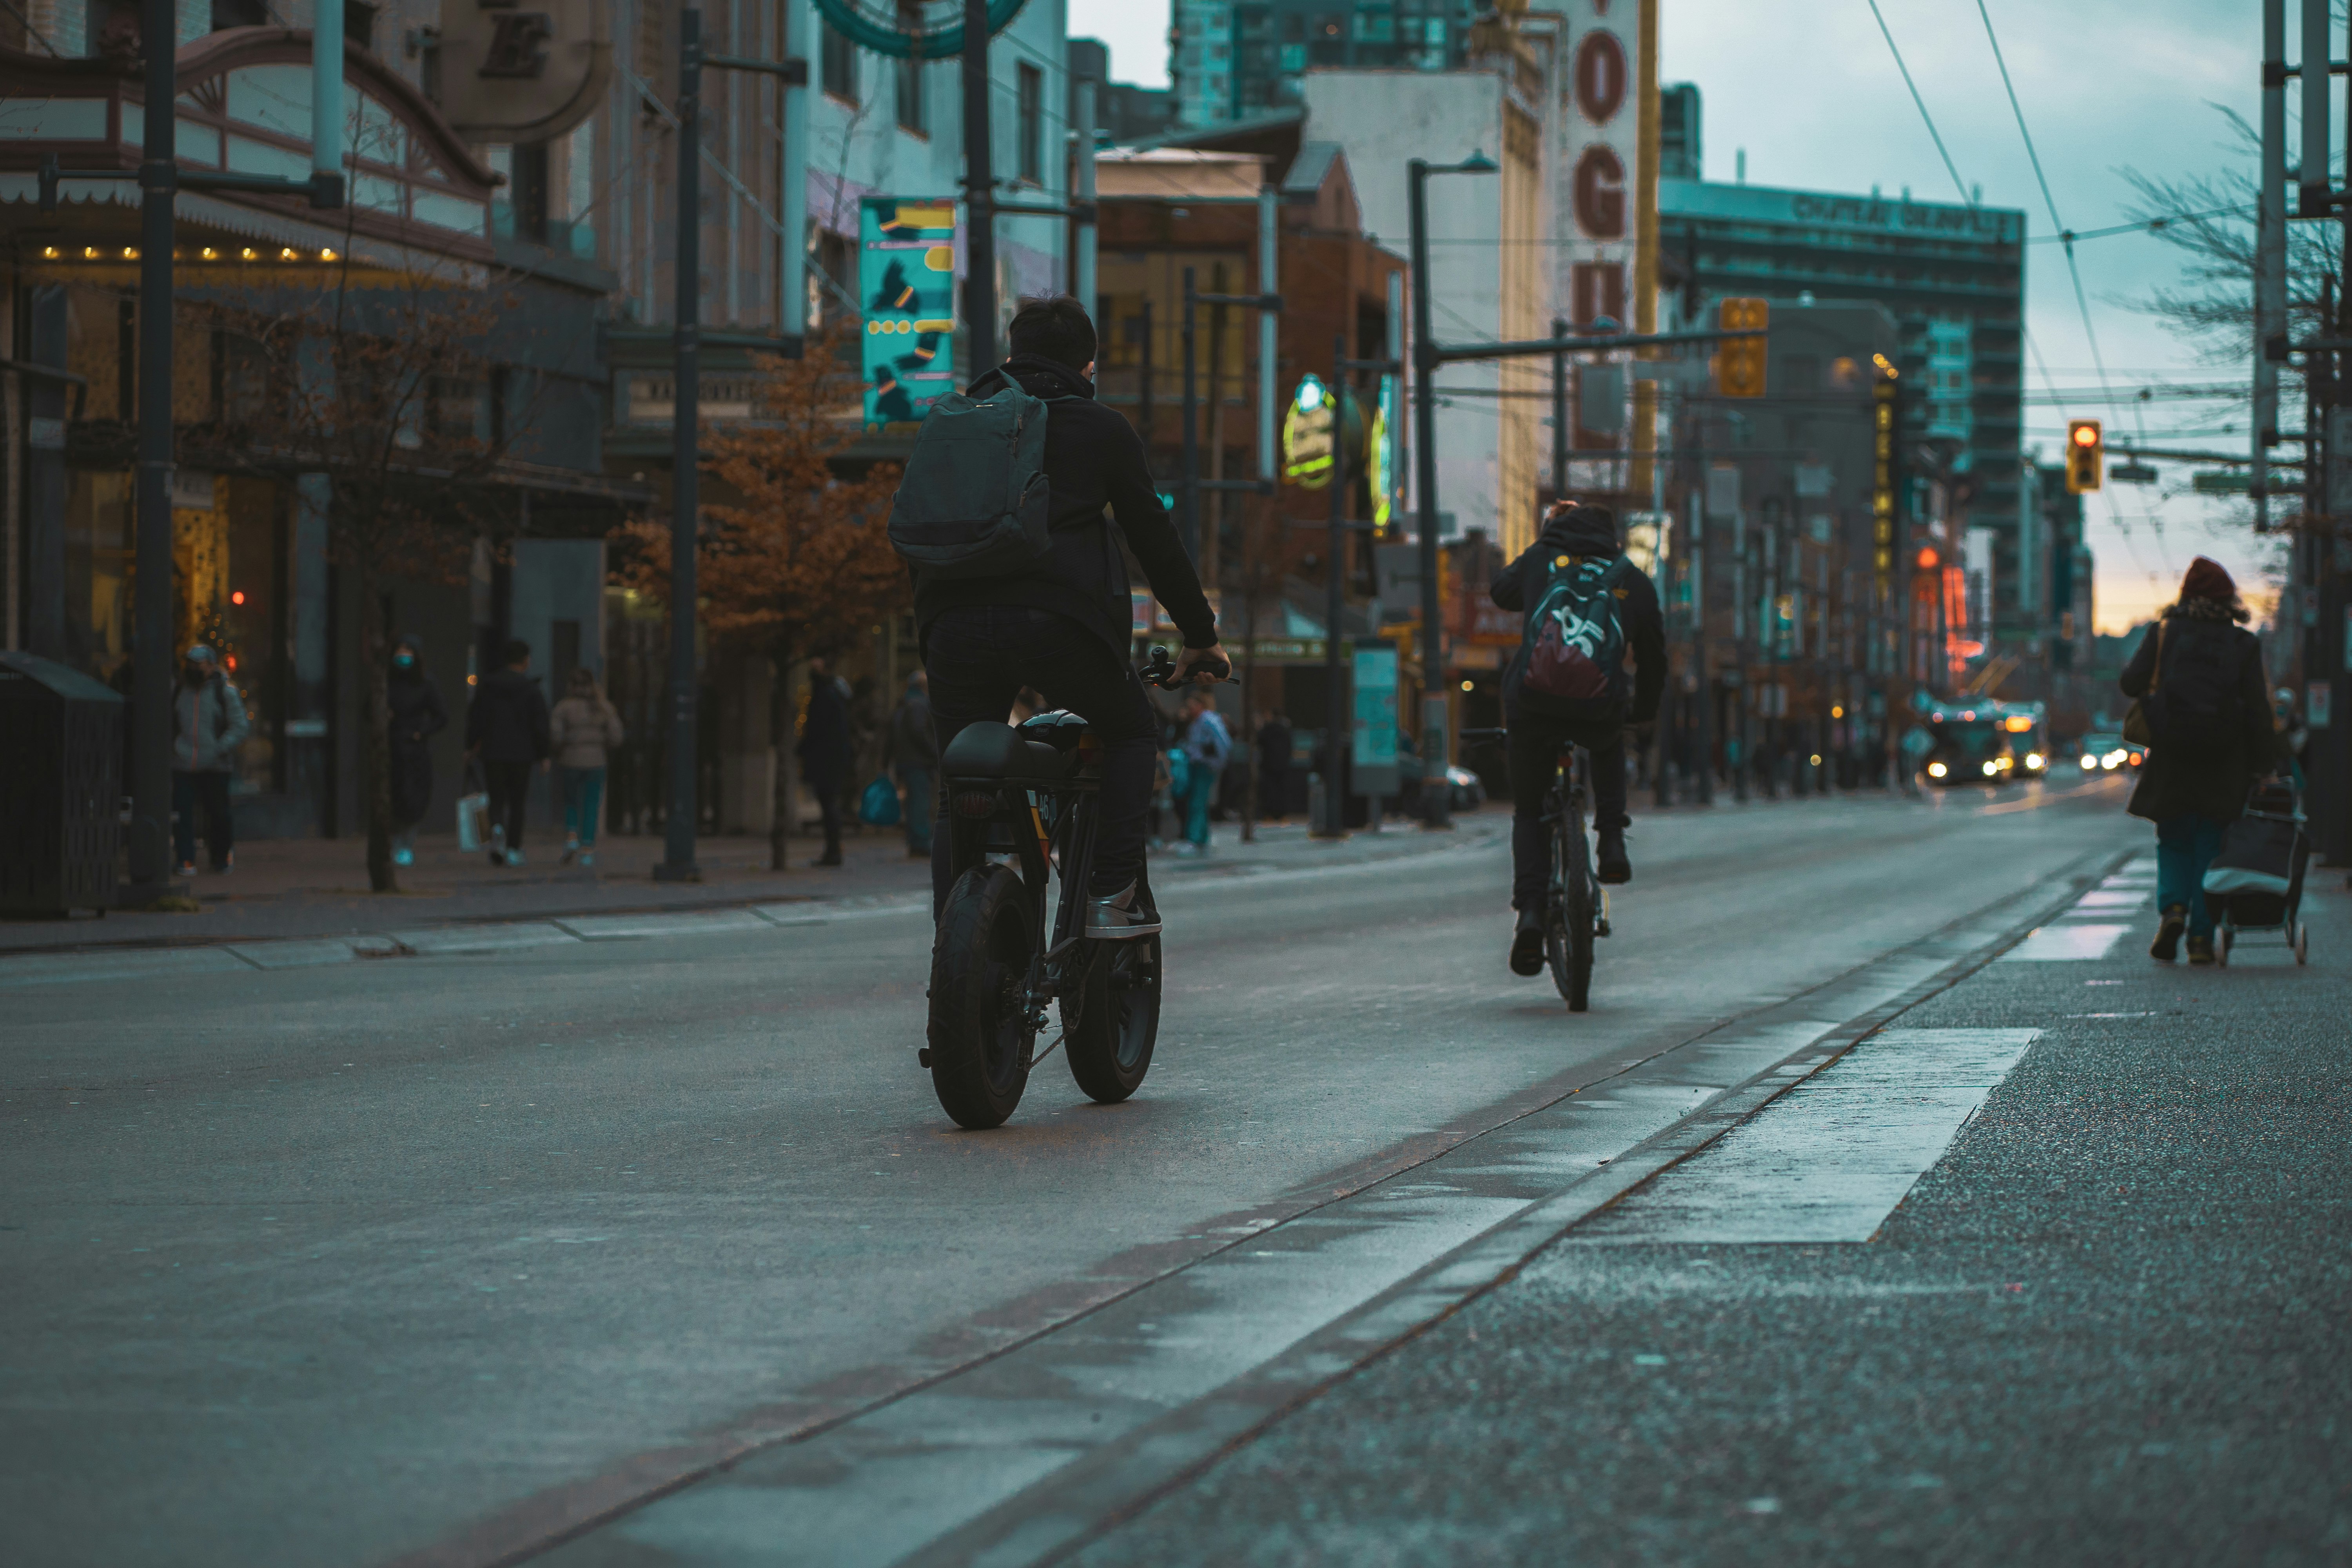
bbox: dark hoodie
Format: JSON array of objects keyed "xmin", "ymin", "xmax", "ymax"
[
  {"xmin": 387, "ymin": 633, "xmax": 449, "ymax": 826},
  {"xmin": 466, "ymin": 664, "xmax": 551, "ymax": 765},
  {"xmin": 1488, "ymin": 504, "xmax": 1666, "ymax": 725},
  {"xmin": 910, "ymin": 353, "xmax": 1217, "ymax": 661}
]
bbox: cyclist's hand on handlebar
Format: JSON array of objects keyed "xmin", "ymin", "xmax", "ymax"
[{"xmin": 1174, "ymin": 642, "xmax": 1232, "ymax": 686}]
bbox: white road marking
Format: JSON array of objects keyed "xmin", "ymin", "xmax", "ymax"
[
  {"xmin": 2002, "ymin": 923, "xmax": 2129, "ymax": 960},
  {"xmin": 1566, "ymin": 1028, "xmax": 2041, "ymax": 1245}
]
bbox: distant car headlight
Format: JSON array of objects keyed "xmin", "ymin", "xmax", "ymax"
[
  {"xmin": 1982, "ymin": 761, "xmax": 1999, "ymax": 776},
  {"xmin": 2080, "ymin": 755, "xmax": 2097, "ymax": 770},
  {"xmin": 2025, "ymin": 752, "xmax": 2044, "ymax": 769},
  {"xmin": 1928, "ymin": 761, "xmax": 1947, "ymax": 778}
]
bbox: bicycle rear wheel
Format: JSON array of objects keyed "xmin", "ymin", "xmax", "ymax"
[
  {"xmin": 1063, "ymin": 933, "xmax": 1161, "ymax": 1103},
  {"xmin": 1548, "ymin": 817, "xmax": 1595, "ymax": 1012},
  {"xmin": 927, "ymin": 863, "xmax": 1036, "ymax": 1128}
]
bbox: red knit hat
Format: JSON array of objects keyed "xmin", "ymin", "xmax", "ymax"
[{"xmin": 2179, "ymin": 556, "xmax": 2236, "ymax": 603}]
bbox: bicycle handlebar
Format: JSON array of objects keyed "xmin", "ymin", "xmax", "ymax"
[{"xmin": 1140, "ymin": 644, "xmax": 1238, "ymax": 690}]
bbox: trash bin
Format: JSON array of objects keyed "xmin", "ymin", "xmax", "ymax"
[{"xmin": 0, "ymin": 651, "xmax": 124, "ymax": 916}]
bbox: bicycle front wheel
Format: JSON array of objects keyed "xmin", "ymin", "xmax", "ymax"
[
  {"xmin": 927, "ymin": 863, "xmax": 1036, "ymax": 1128},
  {"xmin": 1063, "ymin": 933, "xmax": 1161, "ymax": 1103}
]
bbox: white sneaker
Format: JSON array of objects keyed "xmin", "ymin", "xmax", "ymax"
[
  {"xmin": 1172, "ymin": 841, "xmax": 1201, "ymax": 857},
  {"xmin": 577, "ymin": 850, "xmax": 595, "ymax": 868},
  {"xmin": 392, "ymin": 847, "xmax": 414, "ymax": 867},
  {"xmin": 1085, "ymin": 881, "xmax": 1162, "ymax": 940},
  {"xmin": 505, "ymin": 849, "xmax": 526, "ymax": 867}
]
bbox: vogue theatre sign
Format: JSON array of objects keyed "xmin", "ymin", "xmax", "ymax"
[
  {"xmin": 1558, "ymin": 0, "xmax": 1642, "ymax": 333},
  {"xmin": 436, "ymin": 0, "xmax": 613, "ymax": 143}
]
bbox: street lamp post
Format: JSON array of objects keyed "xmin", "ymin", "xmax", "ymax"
[{"xmin": 1407, "ymin": 152, "xmax": 1495, "ymax": 829}]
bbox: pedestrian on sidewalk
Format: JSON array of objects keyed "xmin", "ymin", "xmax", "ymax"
[
  {"xmin": 465, "ymin": 639, "xmax": 550, "ymax": 867},
  {"xmin": 885, "ymin": 669, "xmax": 937, "ymax": 859},
  {"xmin": 1175, "ymin": 690, "xmax": 1230, "ymax": 856},
  {"xmin": 387, "ymin": 633, "xmax": 447, "ymax": 868},
  {"xmin": 550, "ymin": 667, "xmax": 624, "ymax": 868},
  {"xmin": 171, "ymin": 643, "xmax": 250, "ymax": 876},
  {"xmin": 799, "ymin": 655, "xmax": 852, "ymax": 867},
  {"xmin": 2121, "ymin": 556, "xmax": 2281, "ymax": 964},
  {"xmin": 1256, "ymin": 710, "xmax": 1293, "ymax": 822}
]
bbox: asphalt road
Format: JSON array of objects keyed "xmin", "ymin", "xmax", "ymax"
[
  {"xmin": 2, "ymin": 776, "xmax": 2147, "ymax": 1567},
  {"xmin": 1069, "ymin": 849, "xmax": 2352, "ymax": 1568}
]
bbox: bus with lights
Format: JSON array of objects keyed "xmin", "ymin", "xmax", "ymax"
[{"xmin": 1920, "ymin": 700, "xmax": 2049, "ymax": 786}]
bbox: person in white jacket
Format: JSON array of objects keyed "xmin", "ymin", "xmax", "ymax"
[{"xmin": 172, "ymin": 644, "xmax": 250, "ymax": 875}]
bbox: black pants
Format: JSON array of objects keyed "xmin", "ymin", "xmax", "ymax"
[
  {"xmin": 484, "ymin": 760, "xmax": 533, "ymax": 851},
  {"xmin": 1506, "ymin": 715, "xmax": 1628, "ymax": 911},
  {"xmin": 806, "ymin": 768, "xmax": 845, "ymax": 858},
  {"xmin": 172, "ymin": 769, "xmax": 233, "ymax": 870},
  {"xmin": 924, "ymin": 606, "xmax": 1158, "ymax": 914}
]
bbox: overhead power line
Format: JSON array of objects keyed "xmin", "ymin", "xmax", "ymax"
[
  {"xmin": 1866, "ymin": 0, "xmax": 1974, "ymax": 207},
  {"xmin": 1975, "ymin": 0, "xmax": 2169, "ymax": 575}
]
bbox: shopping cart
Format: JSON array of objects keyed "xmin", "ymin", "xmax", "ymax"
[{"xmin": 2205, "ymin": 777, "xmax": 2311, "ymax": 966}]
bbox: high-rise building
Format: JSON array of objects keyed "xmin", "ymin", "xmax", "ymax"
[
  {"xmin": 1659, "ymin": 83, "xmax": 1700, "ymax": 180},
  {"xmin": 1661, "ymin": 179, "xmax": 2031, "ymax": 682},
  {"xmin": 1172, "ymin": 0, "xmax": 1487, "ymax": 130},
  {"xmin": 1069, "ymin": 38, "xmax": 1175, "ymax": 144}
]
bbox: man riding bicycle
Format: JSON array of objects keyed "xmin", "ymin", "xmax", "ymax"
[
  {"xmin": 912, "ymin": 296, "xmax": 1228, "ymax": 937},
  {"xmin": 1490, "ymin": 501, "xmax": 1666, "ymax": 977}
]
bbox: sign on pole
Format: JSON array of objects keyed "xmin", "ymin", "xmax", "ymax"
[
  {"xmin": 1351, "ymin": 639, "xmax": 1401, "ymax": 799},
  {"xmin": 860, "ymin": 197, "xmax": 959, "ymax": 430}
]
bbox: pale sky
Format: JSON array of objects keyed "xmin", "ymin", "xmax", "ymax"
[{"xmin": 1069, "ymin": 0, "xmax": 2275, "ymax": 633}]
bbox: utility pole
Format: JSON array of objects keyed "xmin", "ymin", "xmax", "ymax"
[
  {"xmin": 1181, "ymin": 267, "xmax": 1200, "ymax": 561},
  {"xmin": 658, "ymin": 9, "xmax": 707, "ymax": 882},
  {"xmin": 655, "ymin": 10, "xmax": 804, "ymax": 883},
  {"xmin": 77, "ymin": 0, "xmax": 344, "ymax": 900},
  {"xmin": 962, "ymin": 0, "xmax": 997, "ymax": 372},
  {"xmin": 1550, "ymin": 314, "xmax": 1569, "ymax": 504},
  {"xmin": 1322, "ymin": 333, "xmax": 1350, "ymax": 838},
  {"xmin": 1072, "ymin": 77, "xmax": 1097, "ymax": 314}
]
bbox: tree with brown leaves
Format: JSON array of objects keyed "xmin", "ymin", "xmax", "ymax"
[{"xmin": 616, "ymin": 324, "xmax": 907, "ymax": 871}]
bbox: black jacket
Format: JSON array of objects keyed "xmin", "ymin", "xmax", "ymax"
[
  {"xmin": 466, "ymin": 667, "xmax": 550, "ymax": 765},
  {"xmin": 911, "ymin": 354, "xmax": 1216, "ymax": 661},
  {"xmin": 797, "ymin": 672, "xmax": 852, "ymax": 790},
  {"xmin": 1489, "ymin": 505, "xmax": 1666, "ymax": 725},
  {"xmin": 2120, "ymin": 602, "xmax": 2279, "ymax": 823},
  {"xmin": 387, "ymin": 637, "xmax": 448, "ymax": 827}
]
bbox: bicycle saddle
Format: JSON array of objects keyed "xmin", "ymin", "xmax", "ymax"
[{"xmin": 942, "ymin": 721, "xmax": 1075, "ymax": 781}]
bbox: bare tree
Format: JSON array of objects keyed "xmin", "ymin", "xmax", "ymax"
[{"xmin": 209, "ymin": 263, "xmax": 534, "ymax": 892}]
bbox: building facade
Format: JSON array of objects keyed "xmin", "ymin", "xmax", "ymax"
[
  {"xmin": 1659, "ymin": 175, "xmax": 2030, "ymax": 697},
  {"xmin": 0, "ymin": 4, "xmax": 621, "ymax": 845},
  {"xmin": 1171, "ymin": 0, "xmax": 1486, "ymax": 131}
]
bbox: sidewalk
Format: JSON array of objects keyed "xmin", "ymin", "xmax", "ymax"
[{"xmin": 0, "ymin": 808, "xmax": 1513, "ymax": 965}]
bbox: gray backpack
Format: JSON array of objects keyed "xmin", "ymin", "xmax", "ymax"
[{"xmin": 887, "ymin": 379, "xmax": 1066, "ymax": 579}]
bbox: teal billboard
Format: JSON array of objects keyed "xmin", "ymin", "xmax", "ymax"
[{"xmin": 860, "ymin": 196, "xmax": 958, "ymax": 430}]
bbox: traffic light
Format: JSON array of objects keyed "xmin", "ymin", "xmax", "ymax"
[
  {"xmin": 2066, "ymin": 419, "xmax": 2103, "ymax": 493},
  {"xmin": 1716, "ymin": 298, "xmax": 1768, "ymax": 398}
]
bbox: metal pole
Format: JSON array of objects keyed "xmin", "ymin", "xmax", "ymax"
[
  {"xmin": 1408, "ymin": 160, "xmax": 1449, "ymax": 828},
  {"xmin": 1138, "ymin": 298, "xmax": 1153, "ymax": 439},
  {"xmin": 124, "ymin": 0, "xmax": 180, "ymax": 898},
  {"xmin": 657, "ymin": 8, "xmax": 705, "ymax": 882},
  {"xmin": 1259, "ymin": 185, "xmax": 1278, "ymax": 481},
  {"xmin": 1321, "ymin": 333, "xmax": 1348, "ymax": 838},
  {"xmin": 2255, "ymin": 0, "xmax": 2286, "ymax": 535},
  {"xmin": 1073, "ymin": 78, "xmax": 1097, "ymax": 313},
  {"xmin": 1550, "ymin": 314, "xmax": 1568, "ymax": 501},
  {"xmin": 1181, "ymin": 267, "xmax": 1199, "ymax": 561},
  {"xmin": 961, "ymin": 0, "xmax": 996, "ymax": 371}
]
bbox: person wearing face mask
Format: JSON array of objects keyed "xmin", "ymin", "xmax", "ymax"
[
  {"xmin": 386, "ymin": 634, "xmax": 448, "ymax": 867},
  {"xmin": 171, "ymin": 644, "xmax": 251, "ymax": 877}
]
